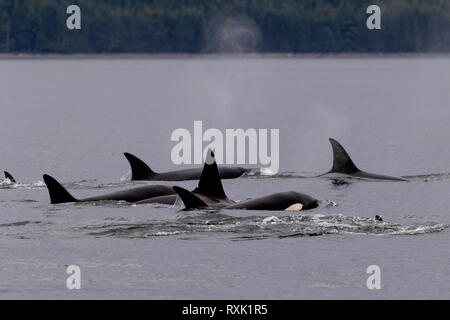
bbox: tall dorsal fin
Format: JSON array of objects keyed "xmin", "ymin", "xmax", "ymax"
[
  {"xmin": 194, "ymin": 149, "xmax": 228, "ymax": 199},
  {"xmin": 124, "ymin": 152, "xmax": 157, "ymax": 180},
  {"xmin": 4, "ymin": 171, "xmax": 16, "ymax": 183},
  {"xmin": 173, "ymin": 186, "xmax": 208, "ymax": 209},
  {"xmin": 328, "ymin": 138, "xmax": 360, "ymax": 174},
  {"xmin": 43, "ymin": 174, "xmax": 78, "ymax": 204}
]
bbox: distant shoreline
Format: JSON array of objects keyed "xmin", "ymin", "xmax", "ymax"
[{"xmin": 1, "ymin": 52, "xmax": 450, "ymax": 60}]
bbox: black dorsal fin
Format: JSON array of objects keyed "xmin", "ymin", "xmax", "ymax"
[
  {"xmin": 194, "ymin": 149, "xmax": 228, "ymax": 199},
  {"xmin": 124, "ymin": 152, "xmax": 157, "ymax": 180},
  {"xmin": 328, "ymin": 138, "xmax": 360, "ymax": 174},
  {"xmin": 4, "ymin": 171, "xmax": 16, "ymax": 183},
  {"xmin": 43, "ymin": 174, "xmax": 78, "ymax": 204},
  {"xmin": 173, "ymin": 186, "xmax": 208, "ymax": 209}
]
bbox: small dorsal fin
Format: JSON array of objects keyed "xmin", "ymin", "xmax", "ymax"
[
  {"xmin": 4, "ymin": 171, "xmax": 16, "ymax": 183},
  {"xmin": 43, "ymin": 174, "xmax": 78, "ymax": 204},
  {"xmin": 194, "ymin": 149, "xmax": 228, "ymax": 199},
  {"xmin": 328, "ymin": 138, "xmax": 360, "ymax": 174},
  {"xmin": 124, "ymin": 152, "xmax": 157, "ymax": 180},
  {"xmin": 173, "ymin": 186, "xmax": 208, "ymax": 209}
]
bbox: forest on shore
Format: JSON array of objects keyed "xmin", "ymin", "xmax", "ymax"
[{"xmin": 1, "ymin": 0, "xmax": 449, "ymax": 53}]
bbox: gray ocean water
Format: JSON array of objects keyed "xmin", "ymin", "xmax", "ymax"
[{"xmin": 0, "ymin": 57, "xmax": 449, "ymax": 299}]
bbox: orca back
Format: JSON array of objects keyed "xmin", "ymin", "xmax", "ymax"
[
  {"xmin": 325, "ymin": 138, "xmax": 407, "ymax": 181},
  {"xmin": 328, "ymin": 138, "xmax": 360, "ymax": 174},
  {"xmin": 43, "ymin": 174, "xmax": 78, "ymax": 204},
  {"xmin": 124, "ymin": 152, "xmax": 157, "ymax": 180},
  {"xmin": 194, "ymin": 150, "xmax": 228, "ymax": 200},
  {"xmin": 4, "ymin": 171, "xmax": 16, "ymax": 183}
]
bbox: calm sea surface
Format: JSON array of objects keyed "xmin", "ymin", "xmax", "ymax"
[{"xmin": 0, "ymin": 57, "xmax": 449, "ymax": 299}]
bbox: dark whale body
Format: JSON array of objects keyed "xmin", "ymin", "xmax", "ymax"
[
  {"xmin": 124, "ymin": 152, "xmax": 250, "ymax": 181},
  {"xmin": 4, "ymin": 171, "xmax": 16, "ymax": 183},
  {"xmin": 43, "ymin": 174, "xmax": 176, "ymax": 204},
  {"xmin": 135, "ymin": 194, "xmax": 179, "ymax": 205},
  {"xmin": 43, "ymin": 153, "xmax": 236, "ymax": 205},
  {"xmin": 174, "ymin": 186, "xmax": 318, "ymax": 211},
  {"xmin": 319, "ymin": 138, "xmax": 407, "ymax": 182},
  {"xmin": 172, "ymin": 150, "xmax": 319, "ymax": 211},
  {"xmin": 43, "ymin": 149, "xmax": 244, "ymax": 206},
  {"xmin": 136, "ymin": 150, "xmax": 236, "ymax": 206},
  {"xmin": 227, "ymin": 191, "xmax": 319, "ymax": 211}
]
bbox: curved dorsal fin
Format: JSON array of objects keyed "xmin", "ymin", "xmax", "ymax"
[
  {"xmin": 173, "ymin": 186, "xmax": 208, "ymax": 209},
  {"xmin": 124, "ymin": 152, "xmax": 157, "ymax": 180},
  {"xmin": 43, "ymin": 174, "xmax": 78, "ymax": 204},
  {"xmin": 194, "ymin": 149, "xmax": 227, "ymax": 199},
  {"xmin": 4, "ymin": 171, "xmax": 16, "ymax": 183},
  {"xmin": 328, "ymin": 138, "xmax": 360, "ymax": 174}
]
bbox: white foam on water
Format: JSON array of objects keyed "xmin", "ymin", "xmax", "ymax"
[
  {"xmin": 259, "ymin": 167, "xmax": 277, "ymax": 176},
  {"xmin": 1, "ymin": 180, "xmax": 45, "ymax": 189},
  {"xmin": 120, "ymin": 170, "xmax": 132, "ymax": 182},
  {"xmin": 0, "ymin": 178, "xmax": 15, "ymax": 187},
  {"xmin": 390, "ymin": 223, "xmax": 448, "ymax": 235},
  {"xmin": 261, "ymin": 216, "xmax": 283, "ymax": 225},
  {"xmin": 155, "ymin": 231, "xmax": 183, "ymax": 236}
]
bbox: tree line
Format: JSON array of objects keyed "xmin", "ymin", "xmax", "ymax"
[{"xmin": 0, "ymin": 0, "xmax": 449, "ymax": 53}]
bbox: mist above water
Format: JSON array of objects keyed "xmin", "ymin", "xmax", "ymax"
[{"xmin": 205, "ymin": 15, "xmax": 261, "ymax": 53}]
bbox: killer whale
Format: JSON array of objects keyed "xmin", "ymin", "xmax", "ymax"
[
  {"xmin": 172, "ymin": 150, "xmax": 319, "ymax": 211},
  {"xmin": 226, "ymin": 191, "xmax": 319, "ymax": 211},
  {"xmin": 43, "ymin": 151, "xmax": 232, "ymax": 206},
  {"xmin": 124, "ymin": 152, "xmax": 250, "ymax": 181},
  {"xmin": 319, "ymin": 138, "xmax": 407, "ymax": 182},
  {"xmin": 135, "ymin": 149, "xmax": 235, "ymax": 206},
  {"xmin": 43, "ymin": 174, "xmax": 176, "ymax": 204},
  {"xmin": 4, "ymin": 171, "xmax": 16, "ymax": 183},
  {"xmin": 174, "ymin": 186, "xmax": 319, "ymax": 211}
]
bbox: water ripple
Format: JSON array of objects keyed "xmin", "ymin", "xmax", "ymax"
[{"xmin": 82, "ymin": 213, "xmax": 448, "ymax": 240}]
